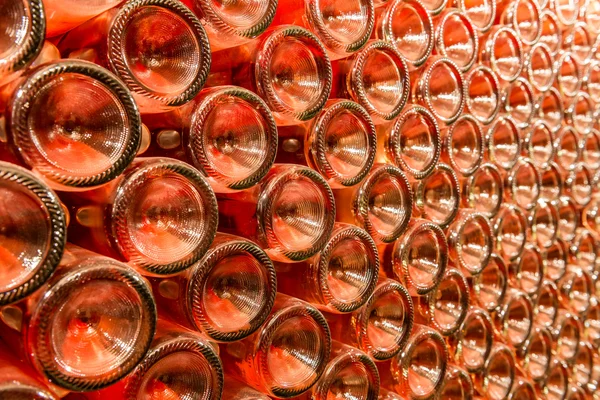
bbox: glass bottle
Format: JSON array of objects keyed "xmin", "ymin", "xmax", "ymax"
[
  {"xmin": 502, "ymin": 77, "xmax": 535, "ymax": 130},
  {"xmin": 221, "ymin": 378, "xmax": 273, "ymax": 400},
  {"xmin": 61, "ymin": 158, "xmax": 218, "ymax": 276},
  {"xmin": 0, "ymin": 245, "xmax": 157, "ymax": 392},
  {"xmin": 554, "ymin": 126, "xmax": 581, "ymax": 172},
  {"xmin": 376, "ymin": 105, "xmax": 441, "ymax": 180},
  {"xmin": 556, "ymin": 196, "xmax": 578, "ymax": 242},
  {"xmin": 498, "ymin": 0, "xmax": 542, "ymax": 46},
  {"xmin": 517, "ymin": 325, "xmax": 553, "ymax": 383},
  {"xmin": 564, "ymin": 164, "xmax": 593, "ymax": 207},
  {"xmin": 472, "ymin": 253, "xmax": 508, "ymax": 313},
  {"xmin": 494, "ymin": 288, "xmax": 534, "ymax": 349},
  {"xmin": 187, "ymin": 0, "xmax": 277, "ymax": 51},
  {"xmin": 433, "ymin": 9, "xmax": 479, "ymax": 73},
  {"xmin": 42, "ymin": 0, "xmax": 122, "ymax": 37},
  {"xmin": 545, "ymin": 240, "xmax": 567, "ymax": 282},
  {"xmin": 563, "ymin": 22, "xmax": 594, "ymax": 65},
  {"xmin": 551, "ymin": 310, "xmax": 582, "ymax": 365},
  {"xmin": 507, "ymin": 377, "xmax": 537, "ymax": 400},
  {"xmin": 539, "ymin": 10, "xmax": 562, "ymax": 56},
  {"xmin": 472, "ymin": 342, "xmax": 516, "ymax": 400},
  {"xmin": 411, "ymin": 56, "xmax": 466, "ymax": 126},
  {"xmin": 529, "ymin": 199, "xmax": 559, "ymax": 248},
  {"xmin": 582, "ymin": 198, "xmax": 600, "ymax": 234},
  {"xmin": 276, "ymin": 99, "xmax": 376, "ymax": 188},
  {"xmin": 493, "ymin": 203, "xmax": 528, "ymax": 262},
  {"xmin": 565, "ymin": 91, "xmax": 595, "ymax": 135},
  {"xmin": 461, "ymin": 162, "xmax": 504, "ymax": 218},
  {"xmin": 524, "ymin": 43, "xmax": 556, "ymax": 93},
  {"xmin": 581, "ymin": 129, "xmax": 600, "ymax": 170},
  {"xmin": 151, "ymin": 233, "xmax": 277, "ymax": 342},
  {"xmin": 85, "ymin": 320, "xmax": 223, "ymax": 399},
  {"xmin": 559, "ymin": 267, "xmax": 593, "ymax": 317},
  {"xmin": 387, "ymin": 324, "xmax": 448, "ymax": 399},
  {"xmin": 380, "ymin": 218, "xmax": 448, "ymax": 296},
  {"xmin": 550, "ymin": 0, "xmax": 581, "ymax": 27},
  {"xmin": 522, "ymin": 120, "xmax": 555, "ymax": 169},
  {"xmin": 437, "ymin": 364, "xmax": 474, "ymax": 399},
  {"xmin": 509, "ymin": 243, "xmax": 545, "ymax": 298},
  {"xmin": 334, "ymin": 164, "xmax": 412, "ymax": 244},
  {"xmin": 486, "ymin": 116, "xmax": 521, "ymax": 171},
  {"xmin": 450, "ymin": 306, "xmax": 493, "ymax": 373},
  {"xmin": 446, "ymin": 209, "xmax": 493, "ymax": 276},
  {"xmin": 0, "ymin": 0, "xmax": 45, "ymax": 85},
  {"xmin": 330, "ymin": 40, "xmax": 411, "ymax": 124},
  {"xmin": 572, "ymin": 341, "xmax": 594, "ymax": 391},
  {"xmin": 301, "ymin": 342, "xmax": 380, "ymax": 400},
  {"xmin": 451, "ymin": 0, "xmax": 495, "ymax": 33},
  {"xmin": 413, "ymin": 267, "xmax": 470, "ymax": 336},
  {"xmin": 57, "ymin": 0, "xmax": 211, "ymax": 114},
  {"xmin": 584, "ymin": 296, "xmax": 600, "ymax": 348},
  {"xmin": 441, "ymin": 114, "xmax": 484, "ymax": 177},
  {"xmin": 479, "ymin": 26, "xmax": 524, "ymax": 83},
  {"xmin": 141, "ymin": 86, "xmax": 278, "ymax": 192},
  {"xmin": 583, "ymin": 60, "xmax": 600, "ymax": 103},
  {"xmin": 206, "ymin": 25, "xmax": 332, "ymax": 125},
  {"xmin": 375, "ymin": 0, "xmax": 434, "ymax": 69},
  {"xmin": 540, "ymin": 358, "xmax": 570, "ymax": 400},
  {"xmin": 537, "ymin": 87, "xmax": 564, "ymax": 132},
  {"xmin": 276, "ymin": 223, "xmax": 380, "ymax": 314},
  {"xmin": 534, "ymin": 280, "xmax": 559, "ymax": 328},
  {"xmin": 464, "ymin": 65, "xmax": 501, "ymax": 125},
  {"xmin": 220, "ymin": 294, "xmax": 331, "ymax": 398},
  {"xmin": 539, "ymin": 162, "xmax": 563, "ymax": 201},
  {"xmin": 218, "ymin": 164, "xmax": 335, "ymax": 262},
  {"xmin": 325, "ymin": 279, "xmax": 414, "ymax": 361},
  {"xmin": 554, "ymin": 51, "xmax": 582, "ymax": 98},
  {"xmin": 411, "ymin": 163, "xmax": 461, "ymax": 228},
  {"xmin": 504, "ymin": 157, "xmax": 541, "ymax": 211},
  {"xmin": 0, "ymin": 162, "xmax": 66, "ymax": 305},
  {"xmin": 0, "ymin": 60, "xmax": 141, "ymax": 191},
  {"xmin": 273, "ymin": 0, "xmax": 375, "ymax": 60}
]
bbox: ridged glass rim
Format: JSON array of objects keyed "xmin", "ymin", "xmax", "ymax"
[
  {"xmin": 537, "ymin": 87, "xmax": 564, "ymax": 132},
  {"xmin": 482, "ymin": 343, "xmax": 516, "ymax": 395},
  {"xmin": 124, "ymin": 334, "xmax": 224, "ymax": 399},
  {"xmin": 539, "ymin": 10, "xmax": 562, "ymax": 56},
  {"xmin": 258, "ymin": 165, "xmax": 336, "ymax": 261},
  {"xmin": 108, "ymin": 0, "xmax": 211, "ymax": 106},
  {"xmin": 444, "ymin": 114, "xmax": 484, "ymax": 176},
  {"xmin": 354, "ymin": 164, "xmax": 413, "ymax": 243},
  {"xmin": 472, "ymin": 253, "xmax": 508, "ymax": 312},
  {"xmin": 188, "ymin": 86, "xmax": 278, "ymax": 190},
  {"xmin": 395, "ymin": 219, "xmax": 448, "ymax": 295},
  {"xmin": 434, "ymin": 9, "xmax": 479, "ymax": 72},
  {"xmin": 307, "ymin": 100, "xmax": 376, "ymax": 187},
  {"xmin": 194, "ymin": 0, "xmax": 277, "ymax": 39},
  {"xmin": 380, "ymin": 0, "xmax": 434, "ymax": 68},
  {"xmin": 531, "ymin": 199, "xmax": 559, "ymax": 247},
  {"xmin": 255, "ymin": 25, "xmax": 332, "ymax": 122},
  {"xmin": 305, "ymin": 0, "xmax": 375, "ymax": 55},
  {"xmin": 505, "ymin": 0, "xmax": 542, "ymax": 45},
  {"xmin": 188, "ymin": 238, "xmax": 277, "ymax": 342},
  {"xmin": 396, "ymin": 325, "xmax": 448, "ymax": 397},
  {"xmin": 526, "ymin": 43, "xmax": 556, "ymax": 92},
  {"xmin": 256, "ymin": 303, "xmax": 331, "ymax": 398},
  {"xmin": 481, "ymin": 26, "xmax": 524, "ymax": 82},
  {"xmin": 465, "ymin": 65, "xmax": 501, "ymax": 125},
  {"xmin": 506, "ymin": 157, "xmax": 541, "ymax": 211},
  {"xmin": 465, "ymin": 162, "xmax": 504, "ymax": 218},
  {"xmin": 414, "ymin": 163, "xmax": 460, "ymax": 228},
  {"xmin": 28, "ymin": 260, "xmax": 157, "ymax": 391},
  {"xmin": 493, "ymin": 204, "xmax": 527, "ymax": 261},
  {"xmin": 110, "ymin": 158, "xmax": 218, "ymax": 276},
  {"xmin": 521, "ymin": 325, "xmax": 553, "ymax": 382},
  {"xmin": 356, "ymin": 279, "xmax": 414, "ymax": 360},
  {"xmin": 389, "ymin": 105, "xmax": 441, "ymax": 179},
  {"xmin": 457, "ymin": 307, "xmax": 494, "ymax": 373},
  {"xmin": 499, "ymin": 290, "xmax": 533, "ymax": 347},
  {"xmin": 554, "ymin": 125, "xmax": 581, "ymax": 171},
  {"xmin": 449, "ymin": 209, "xmax": 493, "ymax": 275},
  {"xmin": 455, "ymin": 0, "xmax": 496, "ymax": 32},
  {"xmin": 416, "ymin": 57, "xmax": 466, "ymax": 124},
  {"xmin": 316, "ymin": 224, "xmax": 379, "ymax": 313},
  {"xmin": 427, "ymin": 268, "xmax": 470, "ymax": 335},
  {"xmin": 0, "ymin": 0, "xmax": 45, "ymax": 75},
  {"xmin": 0, "ymin": 162, "xmax": 66, "ymax": 305},
  {"xmin": 554, "ymin": 51, "xmax": 582, "ymax": 97},
  {"xmin": 566, "ymin": 91, "xmax": 594, "ymax": 135},
  {"xmin": 552, "ymin": 0, "xmax": 579, "ymax": 26},
  {"xmin": 486, "ymin": 116, "xmax": 521, "ymax": 170},
  {"xmin": 311, "ymin": 349, "xmax": 380, "ymax": 400},
  {"xmin": 502, "ymin": 77, "xmax": 535, "ymax": 129},
  {"xmin": 348, "ymin": 40, "xmax": 410, "ymax": 122},
  {"xmin": 525, "ymin": 120, "xmax": 555, "ymax": 169},
  {"xmin": 7, "ymin": 60, "xmax": 141, "ymax": 188}
]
